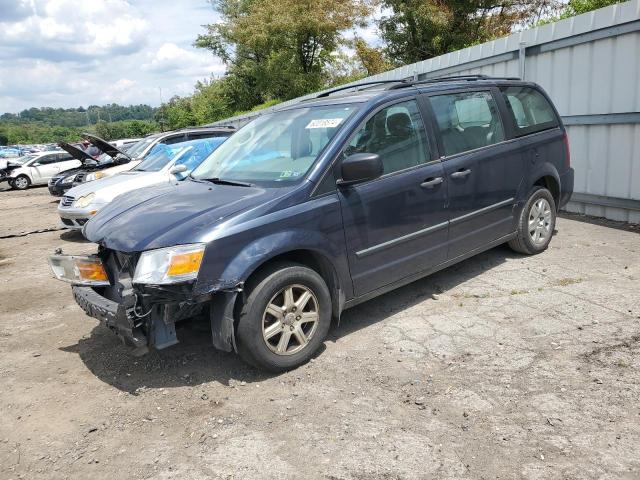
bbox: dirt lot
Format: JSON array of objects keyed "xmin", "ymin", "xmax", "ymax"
[{"xmin": 1, "ymin": 185, "xmax": 639, "ymax": 480}]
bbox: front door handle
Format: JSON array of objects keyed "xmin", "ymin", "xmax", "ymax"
[
  {"xmin": 420, "ymin": 177, "xmax": 444, "ymax": 188},
  {"xmin": 451, "ymin": 169, "xmax": 471, "ymax": 179}
]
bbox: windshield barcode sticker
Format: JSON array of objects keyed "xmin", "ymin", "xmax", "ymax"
[{"xmin": 305, "ymin": 118, "xmax": 343, "ymax": 129}]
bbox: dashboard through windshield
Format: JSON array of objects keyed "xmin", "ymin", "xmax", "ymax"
[{"xmin": 191, "ymin": 104, "xmax": 358, "ymax": 185}]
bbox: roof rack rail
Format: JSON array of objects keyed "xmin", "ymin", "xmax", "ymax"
[
  {"xmin": 388, "ymin": 74, "xmax": 521, "ymax": 90},
  {"xmin": 178, "ymin": 124, "xmax": 236, "ymax": 130},
  {"xmin": 315, "ymin": 80, "xmax": 403, "ymax": 98}
]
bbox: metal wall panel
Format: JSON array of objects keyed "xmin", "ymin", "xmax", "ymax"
[{"xmin": 210, "ymin": 0, "xmax": 640, "ymax": 222}]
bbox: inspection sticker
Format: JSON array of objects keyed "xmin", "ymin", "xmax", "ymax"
[{"xmin": 305, "ymin": 118, "xmax": 343, "ymax": 129}]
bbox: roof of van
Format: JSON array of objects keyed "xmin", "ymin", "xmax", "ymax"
[{"xmin": 281, "ymin": 75, "xmax": 532, "ymax": 110}]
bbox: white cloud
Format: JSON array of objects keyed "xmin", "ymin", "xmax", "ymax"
[
  {"xmin": 143, "ymin": 42, "xmax": 225, "ymax": 77},
  {"xmin": 0, "ymin": 0, "xmax": 149, "ymax": 61},
  {"xmin": 0, "ymin": 0, "xmax": 227, "ymax": 113}
]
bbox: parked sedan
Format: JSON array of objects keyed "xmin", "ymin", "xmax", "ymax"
[
  {"xmin": 58, "ymin": 135, "xmax": 230, "ymax": 229},
  {"xmin": 3, "ymin": 151, "xmax": 81, "ymax": 190}
]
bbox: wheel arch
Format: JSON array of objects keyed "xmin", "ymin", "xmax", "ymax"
[
  {"xmin": 533, "ymin": 175, "xmax": 560, "ymax": 210},
  {"xmin": 240, "ymin": 249, "xmax": 344, "ymax": 321}
]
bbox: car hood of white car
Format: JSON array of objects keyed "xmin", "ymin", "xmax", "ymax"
[{"xmin": 65, "ymin": 170, "xmax": 175, "ymax": 204}]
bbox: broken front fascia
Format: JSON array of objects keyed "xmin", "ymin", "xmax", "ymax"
[{"xmin": 49, "ymin": 250, "xmax": 244, "ymax": 354}]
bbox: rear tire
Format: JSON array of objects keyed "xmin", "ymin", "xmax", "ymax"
[
  {"xmin": 509, "ymin": 186, "xmax": 556, "ymax": 255},
  {"xmin": 236, "ymin": 262, "xmax": 332, "ymax": 372},
  {"xmin": 12, "ymin": 175, "xmax": 30, "ymax": 190}
]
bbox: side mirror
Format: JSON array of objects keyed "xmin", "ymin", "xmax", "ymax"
[
  {"xmin": 337, "ymin": 153, "xmax": 383, "ymax": 186},
  {"xmin": 114, "ymin": 156, "xmax": 130, "ymax": 165},
  {"xmin": 84, "ymin": 159, "xmax": 97, "ymax": 167},
  {"xmin": 169, "ymin": 164, "xmax": 188, "ymax": 175}
]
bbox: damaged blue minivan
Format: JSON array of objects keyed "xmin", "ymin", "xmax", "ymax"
[{"xmin": 49, "ymin": 75, "xmax": 574, "ymax": 371}]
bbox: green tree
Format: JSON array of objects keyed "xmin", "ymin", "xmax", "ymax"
[
  {"xmin": 195, "ymin": 0, "xmax": 370, "ymax": 110},
  {"xmin": 378, "ymin": 1, "xmax": 561, "ymax": 64},
  {"xmin": 354, "ymin": 38, "xmax": 393, "ymax": 76},
  {"xmin": 559, "ymin": 0, "xmax": 624, "ymax": 17}
]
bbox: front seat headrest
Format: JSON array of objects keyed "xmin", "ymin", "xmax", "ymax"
[{"xmin": 386, "ymin": 112, "xmax": 413, "ymax": 138}]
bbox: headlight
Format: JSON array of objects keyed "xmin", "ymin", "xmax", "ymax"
[
  {"xmin": 61, "ymin": 175, "xmax": 76, "ymax": 184},
  {"xmin": 48, "ymin": 254, "xmax": 109, "ymax": 286},
  {"xmin": 86, "ymin": 171, "xmax": 106, "ymax": 182},
  {"xmin": 74, "ymin": 193, "xmax": 95, "ymax": 208},
  {"xmin": 133, "ymin": 244, "xmax": 205, "ymax": 284}
]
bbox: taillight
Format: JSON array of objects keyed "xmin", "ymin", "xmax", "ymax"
[{"xmin": 563, "ymin": 131, "xmax": 571, "ymax": 169}]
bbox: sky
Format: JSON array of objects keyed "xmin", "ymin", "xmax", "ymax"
[{"xmin": 0, "ymin": 0, "xmax": 228, "ymax": 114}]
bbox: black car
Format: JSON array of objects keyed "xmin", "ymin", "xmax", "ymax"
[
  {"xmin": 50, "ymin": 75, "xmax": 574, "ymax": 371},
  {"xmin": 48, "ymin": 137, "xmax": 133, "ymax": 196}
]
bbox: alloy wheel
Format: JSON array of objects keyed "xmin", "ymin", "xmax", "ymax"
[
  {"xmin": 262, "ymin": 284, "xmax": 319, "ymax": 356},
  {"xmin": 528, "ymin": 198, "xmax": 552, "ymax": 244}
]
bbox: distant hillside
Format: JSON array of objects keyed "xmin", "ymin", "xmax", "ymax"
[{"xmin": 0, "ymin": 104, "xmax": 157, "ymax": 128}]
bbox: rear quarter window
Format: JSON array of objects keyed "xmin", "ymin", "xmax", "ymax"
[{"xmin": 501, "ymin": 86, "xmax": 559, "ymax": 136}]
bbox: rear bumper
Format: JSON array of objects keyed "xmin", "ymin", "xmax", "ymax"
[
  {"xmin": 72, "ymin": 286, "xmax": 147, "ymax": 349},
  {"xmin": 559, "ymin": 168, "xmax": 574, "ymax": 209}
]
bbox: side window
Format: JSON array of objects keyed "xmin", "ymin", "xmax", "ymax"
[
  {"xmin": 37, "ymin": 155, "xmax": 57, "ymax": 165},
  {"xmin": 161, "ymin": 134, "xmax": 186, "ymax": 145},
  {"xmin": 186, "ymin": 132, "xmax": 217, "ymax": 141},
  {"xmin": 430, "ymin": 91, "xmax": 505, "ymax": 157},
  {"xmin": 58, "ymin": 153, "xmax": 73, "ymax": 162},
  {"xmin": 501, "ymin": 86, "xmax": 558, "ymax": 136},
  {"xmin": 344, "ymin": 99, "xmax": 429, "ymax": 175}
]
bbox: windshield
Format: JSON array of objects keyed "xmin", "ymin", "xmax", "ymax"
[
  {"xmin": 125, "ymin": 136, "xmax": 157, "ymax": 159},
  {"xmin": 133, "ymin": 136, "xmax": 228, "ymax": 173},
  {"xmin": 12, "ymin": 155, "xmax": 35, "ymax": 165},
  {"xmin": 191, "ymin": 104, "xmax": 358, "ymax": 185}
]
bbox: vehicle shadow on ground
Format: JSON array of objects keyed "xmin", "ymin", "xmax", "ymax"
[
  {"xmin": 330, "ymin": 243, "xmax": 518, "ymax": 341},
  {"xmin": 60, "ymin": 244, "xmax": 520, "ymax": 393},
  {"xmin": 559, "ymin": 211, "xmax": 640, "ymax": 234},
  {"xmin": 59, "ymin": 230, "xmax": 90, "ymax": 243}
]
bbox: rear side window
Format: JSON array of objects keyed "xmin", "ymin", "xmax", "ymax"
[
  {"xmin": 429, "ymin": 91, "xmax": 505, "ymax": 157},
  {"xmin": 501, "ymin": 86, "xmax": 558, "ymax": 136}
]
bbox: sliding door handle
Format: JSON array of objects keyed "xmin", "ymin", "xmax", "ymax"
[
  {"xmin": 420, "ymin": 177, "xmax": 444, "ymax": 188},
  {"xmin": 451, "ymin": 169, "xmax": 471, "ymax": 179}
]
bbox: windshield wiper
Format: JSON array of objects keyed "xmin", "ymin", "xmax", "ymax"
[{"xmin": 203, "ymin": 177, "xmax": 254, "ymax": 187}]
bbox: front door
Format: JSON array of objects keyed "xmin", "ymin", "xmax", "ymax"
[
  {"xmin": 338, "ymin": 98, "xmax": 449, "ymax": 297},
  {"xmin": 428, "ymin": 89, "xmax": 524, "ymax": 259},
  {"xmin": 31, "ymin": 154, "xmax": 60, "ymax": 183}
]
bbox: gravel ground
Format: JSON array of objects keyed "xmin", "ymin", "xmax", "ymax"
[{"xmin": 1, "ymin": 185, "xmax": 639, "ymax": 480}]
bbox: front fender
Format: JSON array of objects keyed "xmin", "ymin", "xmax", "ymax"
[{"xmin": 194, "ymin": 228, "xmax": 350, "ymax": 297}]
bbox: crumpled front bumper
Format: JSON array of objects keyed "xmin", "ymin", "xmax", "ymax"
[{"xmin": 72, "ymin": 286, "xmax": 147, "ymax": 349}]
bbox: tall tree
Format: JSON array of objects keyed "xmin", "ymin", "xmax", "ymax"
[
  {"xmin": 195, "ymin": 0, "xmax": 370, "ymax": 110},
  {"xmin": 379, "ymin": 1, "xmax": 560, "ymax": 64}
]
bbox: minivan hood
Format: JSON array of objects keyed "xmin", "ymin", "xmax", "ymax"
[{"xmin": 83, "ymin": 179, "xmax": 294, "ymax": 252}]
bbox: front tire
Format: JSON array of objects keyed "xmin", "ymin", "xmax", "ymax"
[
  {"xmin": 236, "ymin": 262, "xmax": 332, "ymax": 372},
  {"xmin": 509, "ymin": 186, "xmax": 556, "ymax": 255},
  {"xmin": 12, "ymin": 175, "xmax": 30, "ymax": 190}
]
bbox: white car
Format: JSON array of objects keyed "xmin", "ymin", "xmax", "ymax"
[
  {"xmin": 58, "ymin": 135, "xmax": 231, "ymax": 229},
  {"xmin": 5, "ymin": 151, "xmax": 81, "ymax": 190}
]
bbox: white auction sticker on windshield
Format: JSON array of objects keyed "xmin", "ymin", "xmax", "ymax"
[{"xmin": 305, "ymin": 118, "xmax": 343, "ymax": 129}]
